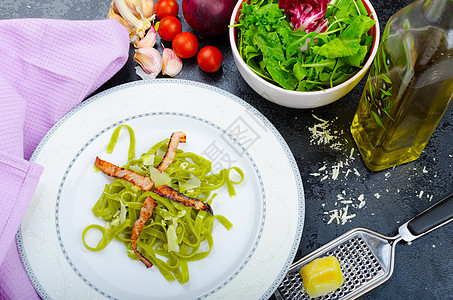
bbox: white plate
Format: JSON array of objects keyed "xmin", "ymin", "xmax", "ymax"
[{"xmin": 17, "ymin": 80, "xmax": 305, "ymax": 299}]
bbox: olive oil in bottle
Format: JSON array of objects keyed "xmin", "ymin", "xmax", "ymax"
[{"xmin": 351, "ymin": 0, "xmax": 453, "ymax": 171}]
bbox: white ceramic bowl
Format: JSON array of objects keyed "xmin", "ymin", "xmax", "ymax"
[{"xmin": 229, "ymin": 0, "xmax": 380, "ymax": 109}]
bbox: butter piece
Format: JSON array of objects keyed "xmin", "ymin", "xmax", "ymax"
[{"xmin": 300, "ymin": 256, "xmax": 344, "ymax": 298}]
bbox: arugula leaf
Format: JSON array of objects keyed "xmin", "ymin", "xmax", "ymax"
[
  {"xmin": 293, "ymin": 63, "xmax": 308, "ymax": 81},
  {"xmin": 254, "ymin": 33, "xmax": 285, "ymax": 63},
  {"xmin": 317, "ymin": 38, "xmax": 360, "ymax": 58},
  {"xmin": 296, "ymin": 80, "xmax": 317, "ymax": 91},
  {"xmin": 254, "ymin": 32, "xmax": 300, "ymax": 89},
  {"xmin": 355, "ymin": 0, "xmax": 369, "ymax": 16},
  {"xmin": 340, "ymin": 15, "xmax": 375, "ymax": 40},
  {"xmin": 342, "ymin": 45, "xmax": 368, "ymax": 66},
  {"xmin": 332, "ymin": 0, "xmax": 358, "ymax": 19},
  {"xmin": 266, "ymin": 58, "xmax": 299, "ymax": 89},
  {"xmin": 317, "ymin": 14, "xmax": 374, "ymax": 60}
]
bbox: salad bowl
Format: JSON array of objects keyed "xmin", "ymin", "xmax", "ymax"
[{"xmin": 229, "ymin": 0, "xmax": 380, "ymax": 109}]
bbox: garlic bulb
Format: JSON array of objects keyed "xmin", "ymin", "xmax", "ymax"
[
  {"xmin": 134, "ymin": 47, "xmax": 162, "ymax": 79},
  {"xmin": 162, "ymin": 48, "xmax": 182, "ymax": 77},
  {"xmin": 107, "ymin": 0, "xmax": 155, "ymax": 44}
]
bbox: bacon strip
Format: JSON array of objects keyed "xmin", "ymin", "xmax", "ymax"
[
  {"xmin": 130, "ymin": 196, "xmax": 157, "ymax": 268},
  {"xmin": 95, "ymin": 157, "xmax": 154, "ymax": 191},
  {"xmin": 153, "ymin": 185, "xmax": 213, "ymax": 215},
  {"xmin": 156, "ymin": 131, "xmax": 186, "ymax": 172}
]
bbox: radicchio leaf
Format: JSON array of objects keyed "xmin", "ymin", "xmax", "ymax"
[{"xmin": 278, "ymin": 0, "xmax": 331, "ymax": 33}]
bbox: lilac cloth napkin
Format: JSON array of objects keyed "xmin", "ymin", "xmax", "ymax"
[{"xmin": 0, "ymin": 18, "xmax": 129, "ymax": 299}]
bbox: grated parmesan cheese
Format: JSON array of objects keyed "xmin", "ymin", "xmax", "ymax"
[
  {"xmin": 307, "ymin": 115, "xmax": 374, "ymax": 226},
  {"xmin": 325, "ymin": 205, "xmax": 357, "ymax": 225},
  {"xmin": 356, "ymin": 194, "xmax": 366, "ymax": 209},
  {"xmin": 323, "ymin": 192, "xmax": 367, "ymax": 225},
  {"xmin": 308, "ymin": 115, "xmax": 345, "ymax": 151},
  {"xmin": 313, "ymin": 148, "xmax": 357, "ymax": 182}
]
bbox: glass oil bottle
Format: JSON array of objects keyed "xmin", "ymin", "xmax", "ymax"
[{"xmin": 350, "ymin": 0, "xmax": 453, "ymax": 171}]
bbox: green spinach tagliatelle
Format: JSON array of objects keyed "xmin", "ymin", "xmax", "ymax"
[{"xmin": 82, "ymin": 125, "xmax": 244, "ymax": 284}]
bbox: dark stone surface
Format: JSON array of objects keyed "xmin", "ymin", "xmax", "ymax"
[{"xmin": 1, "ymin": 0, "xmax": 452, "ymax": 299}]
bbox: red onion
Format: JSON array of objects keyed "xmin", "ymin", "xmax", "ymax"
[{"xmin": 182, "ymin": 0, "xmax": 237, "ymax": 36}]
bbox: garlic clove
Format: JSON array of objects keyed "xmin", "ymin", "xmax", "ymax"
[
  {"xmin": 134, "ymin": 47, "xmax": 162, "ymax": 79},
  {"xmin": 135, "ymin": 66, "xmax": 155, "ymax": 80},
  {"xmin": 162, "ymin": 48, "xmax": 182, "ymax": 77},
  {"xmin": 137, "ymin": 0, "xmax": 155, "ymax": 19},
  {"xmin": 126, "ymin": 0, "xmax": 142, "ymax": 19},
  {"xmin": 136, "ymin": 25, "xmax": 157, "ymax": 48}
]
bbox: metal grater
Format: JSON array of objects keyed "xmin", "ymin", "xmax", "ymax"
[
  {"xmin": 275, "ymin": 193, "xmax": 453, "ymax": 300},
  {"xmin": 275, "ymin": 228, "xmax": 398, "ymax": 300}
]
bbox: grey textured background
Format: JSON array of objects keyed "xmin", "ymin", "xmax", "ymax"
[{"xmin": 1, "ymin": 0, "xmax": 452, "ymax": 299}]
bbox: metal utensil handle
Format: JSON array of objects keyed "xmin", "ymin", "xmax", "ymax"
[{"xmin": 399, "ymin": 193, "xmax": 453, "ymax": 242}]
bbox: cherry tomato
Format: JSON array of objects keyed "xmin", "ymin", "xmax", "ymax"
[
  {"xmin": 172, "ymin": 32, "xmax": 199, "ymax": 59},
  {"xmin": 155, "ymin": 0, "xmax": 179, "ymax": 19},
  {"xmin": 197, "ymin": 46, "xmax": 223, "ymax": 72},
  {"xmin": 158, "ymin": 16, "xmax": 182, "ymax": 41}
]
